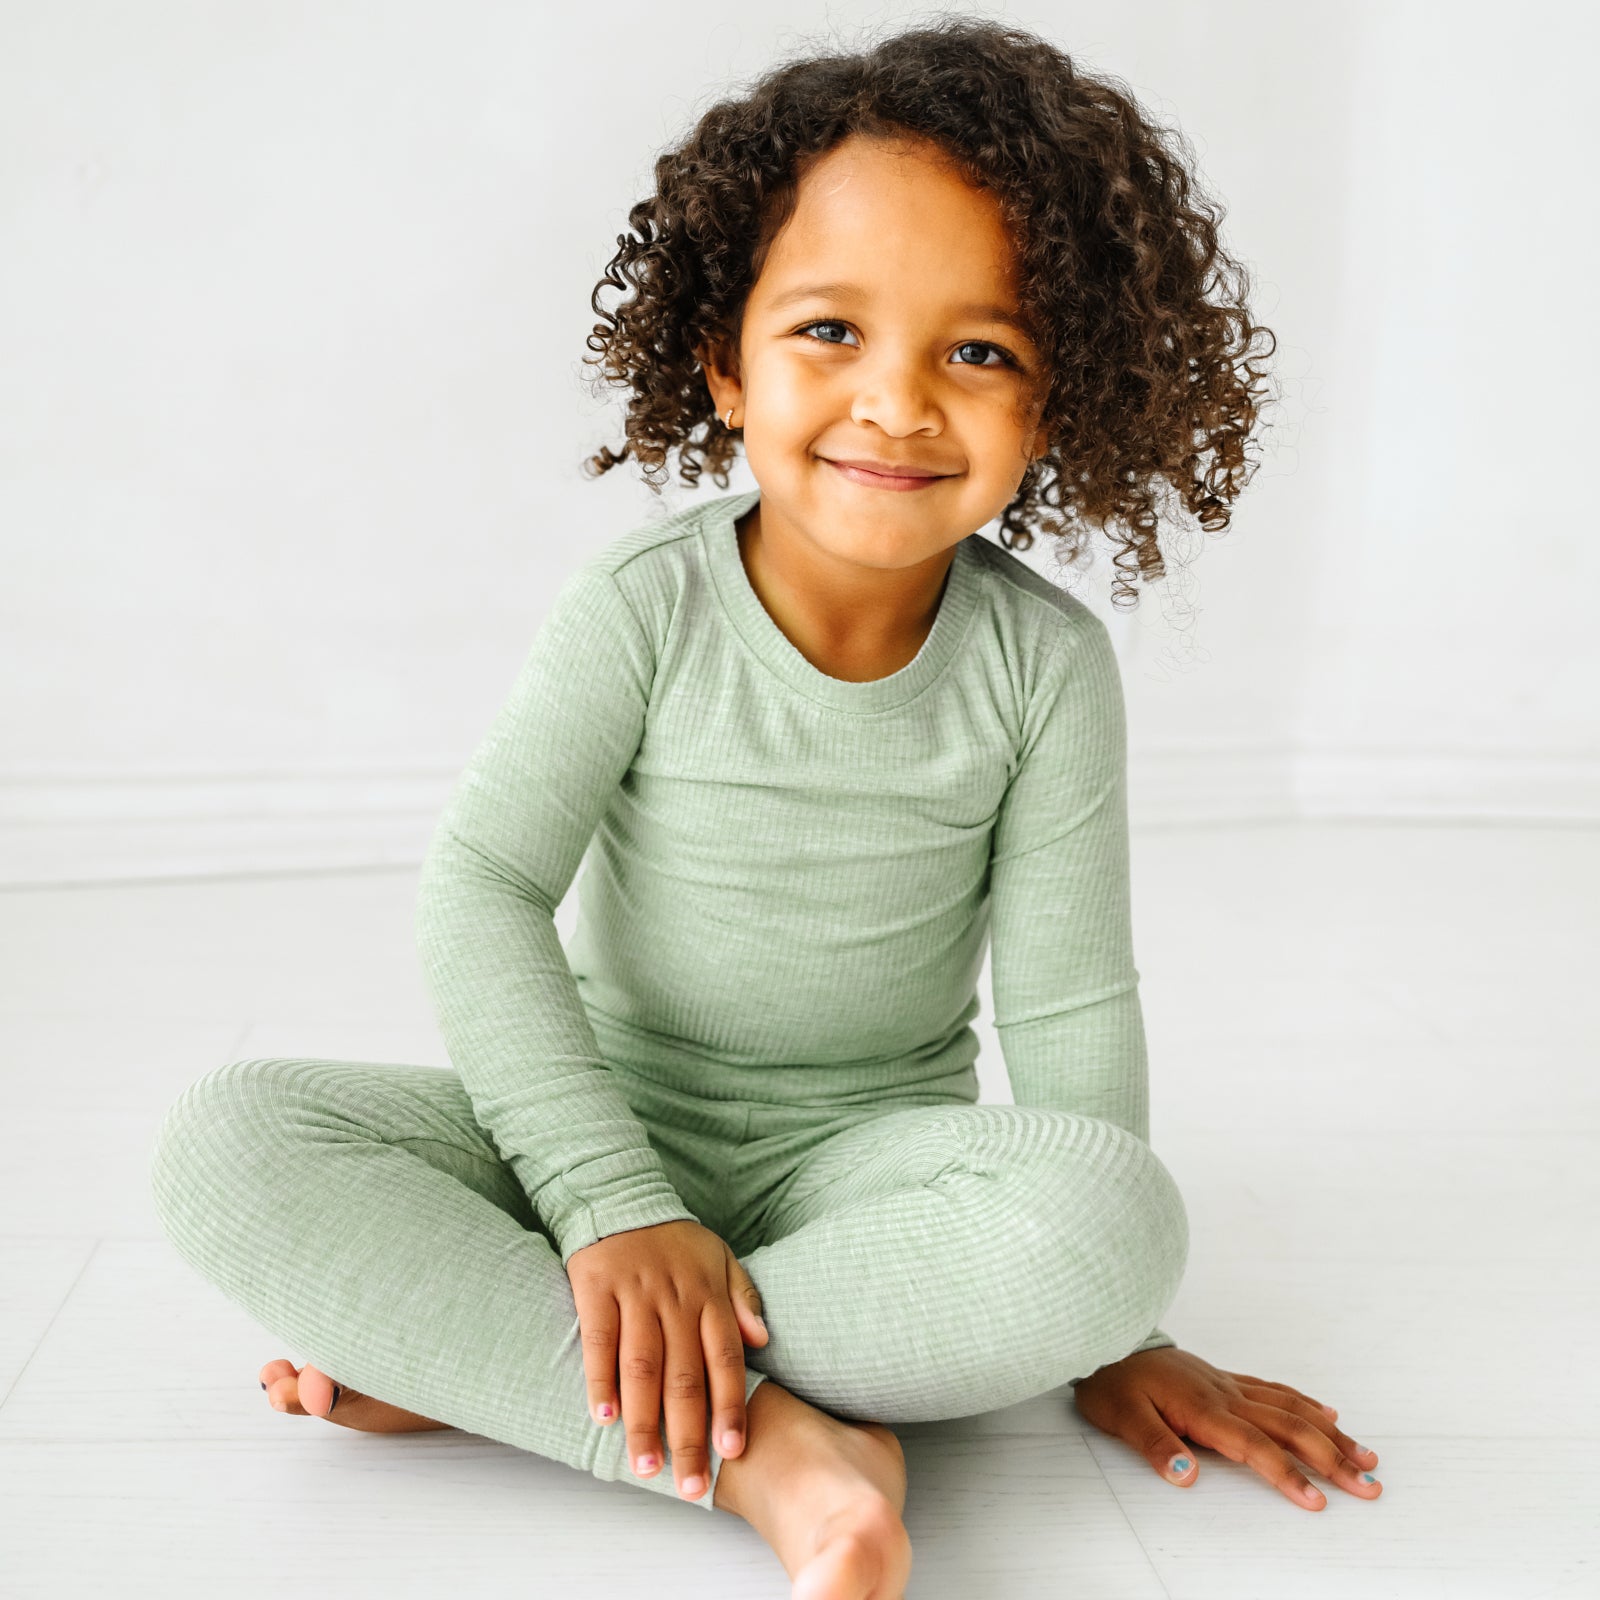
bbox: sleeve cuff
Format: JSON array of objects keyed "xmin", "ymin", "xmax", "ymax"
[{"xmin": 543, "ymin": 1174, "xmax": 702, "ymax": 1269}]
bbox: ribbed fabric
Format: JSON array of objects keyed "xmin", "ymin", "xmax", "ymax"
[
  {"xmin": 149, "ymin": 1055, "xmax": 1188, "ymax": 1511},
  {"xmin": 149, "ymin": 486, "xmax": 1190, "ymax": 1514},
  {"xmin": 415, "ymin": 489, "xmax": 1174, "ymax": 1292}
]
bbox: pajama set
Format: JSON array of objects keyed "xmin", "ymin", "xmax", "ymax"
[{"xmin": 150, "ymin": 485, "xmax": 1189, "ymax": 1511}]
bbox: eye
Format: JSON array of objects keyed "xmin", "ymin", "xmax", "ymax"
[
  {"xmin": 795, "ymin": 319, "xmax": 858, "ymax": 348},
  {"xmin": 951, "ymin": 340, "xmax": 1020, "ymax": 369},
  {"xmin": 793, "ymin": 321, "xmax": 1020, "ymax": 370}
]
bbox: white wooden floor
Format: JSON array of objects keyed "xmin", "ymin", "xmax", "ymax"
[{"xmin": 0, "ymin": 820, "xmax": 1593, "ymax": 1598}]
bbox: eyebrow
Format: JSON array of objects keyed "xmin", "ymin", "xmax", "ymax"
[{"xmin": 763, "ymin": 280, "xmax": 1037, "ymax": 343}]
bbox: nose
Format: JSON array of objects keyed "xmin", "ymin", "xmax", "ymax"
[{"xmin": 846, "ymin": 356, "xmax": 944, "ymax": 438}]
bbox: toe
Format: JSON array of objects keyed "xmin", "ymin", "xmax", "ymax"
[
  {"xmin": 257, "ymin": 1358, "xmax": 298, "ymax": 1388},
  {"xmin": 297, "ymin": 1365, "xmax": 339, "ymax": 1419},
  {"xmin": 263, "ymin": 1373, "xmax": 306, "ymax": 1415}
]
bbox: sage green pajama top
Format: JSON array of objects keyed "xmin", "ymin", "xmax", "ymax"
[{"xmin": 413, "ymin": 486, "xmax": 1174, "ymax": 1363}]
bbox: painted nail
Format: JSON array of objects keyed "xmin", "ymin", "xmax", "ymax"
[
  {"xmin": 329, "ymin": 1383, "xmax": 342, "ymax": 1411},
  {"xmin": 597, "ymin": 1403, "xmax": 613, "ymax": 1420},
  {"xmin": 1360, "ymin": 1473, "xmax": 1380, "ymax": 1486},
  {"xmin": 1169, "ymin": 1455, "xmax": 1191, "ymax": 1476},
  {"xmin": 260, "ymin": 1381, "xmax": 267, "ymax": 1390},
  {"xmin": 637, "ymin": 1454, "xmax": 657, "ymax": 1473}
]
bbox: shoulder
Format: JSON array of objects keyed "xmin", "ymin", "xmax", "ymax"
[
  {"xmin": 966, "ymin": 533, "xmax": 1104, "ymax": 643},
  {"xmin": 963, "ymin": 533, "xmax": 1118, "ymax": 720},
  {"xmin": 584, "ymin": 494, "xmax": 712, "ymax": 581},
  {"xmin": 554, "ymin": 490, "xmax": 737, "ymax": 644},
  {"xmin": 537, "ymin": 486, "xmax": 736, "ymax": 649}
]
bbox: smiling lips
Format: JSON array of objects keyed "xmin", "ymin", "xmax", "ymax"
[{"xmin": 823, "ymin": 457, "xmax": 953, "ymax": 491}]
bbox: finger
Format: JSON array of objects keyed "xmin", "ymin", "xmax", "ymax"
[
  {"xmin": 704, "ymin": 1299, "xmax": 750, "ymax": 1462},
  {"xmin": 1228, "ymin": 1371, "xmax": 1339, "ymax": 1424},
  {"xmin": 1233, "ymin": 1382, "xmax": 1378, "ymax": 1467},
  {"xmin": 619, "ymin": 1304, "xmax": 666, "ymax": 1483},
  {"xmin": 1235, "ymin": 1397, "xmax": 1383, "ymax": 1501},
  {"xmin": 660, "ymin": 1307, "xmax": 711, "ymax": 1502},
  {"xmin": 1195, "ymin": 1409, "xmax": 1330, "ymax": 1510},
  {"xmin": 728, "ymin": 1257, "xmax": 769, "ymax": 1347},
  {"xmin": 1124, "ymin": 1394, "xmax": 1201, "ymax": 1488},
  {"xmin": 574, "ymin": 1285, "xmax": 622, "ymax": 1428}
]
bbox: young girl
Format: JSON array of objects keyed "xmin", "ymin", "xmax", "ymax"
[{"xmin": 150, "ymin": 16, "xmax": 1380, "ymax": 1598}]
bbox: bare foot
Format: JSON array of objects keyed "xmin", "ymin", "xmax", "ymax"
[
  {"xmin": 713, "ymin": 1379, "xmax": 911, "ymax": 1600},
  {"xmin": 257, "ymin": 1358, "xmax": 454, "ymax": 1433}
]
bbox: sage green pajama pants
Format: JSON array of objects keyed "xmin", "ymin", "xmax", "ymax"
[{"xmin": 149, "ymin": 1054, "xmax": 1188, "ymax": 1512}]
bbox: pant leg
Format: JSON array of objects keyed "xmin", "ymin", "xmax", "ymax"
[
  {"xmin": 729, "ymin": 1102, "xmax": 1189, "ymax": 1425},
  {"xmin": 148, "ymin": 1057, "xmax": 764, "ymax": 1511}
]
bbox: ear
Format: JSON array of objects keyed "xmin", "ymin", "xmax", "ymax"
[
  {"xmin": 695, "ymin": 335, "xmax": 743, "ymax": 419},
  {"xmin": 1019, "ymin": 384, "xmax": 1052, "ymax": 463}
]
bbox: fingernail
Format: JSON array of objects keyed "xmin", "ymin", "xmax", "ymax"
[
  {"xmin": 1168, "ymin": 1455, "xmax": 1192, "ymax": 1476},
  {"xmin": 721, "ymin": 1430, "xmax": 741, "ymax": 1455},
  {"xmin": 637, "ymin": 1454, "xmax": 657, "ymax": 1473},
  {"xmin": 260, "ymin": 1381, "xmax": 267, "ymax": 1390},
  {"xmin": 1360, "ymin": 1472, "xmax": 1380, "ymax": 1486},
  {"xmin": 681, "ymin": 1474, "xmax": 705, "ymax": 1498},
  {"xmin": 596, "ymin": 1403, "xmax": 613, "ymax": 1420},
  {"xmin": 329, "ymin": 1383, "xmax": 342, "ymax": 1411}
]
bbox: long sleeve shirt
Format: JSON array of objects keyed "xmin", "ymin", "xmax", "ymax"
[{"xmin": 414, "ymin": 485, "xmax": 1175, "ymax": 1365}]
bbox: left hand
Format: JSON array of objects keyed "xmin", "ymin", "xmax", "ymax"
[{"xmin": 1071, "ymin": 1346, "xmax": 1383, "ymax": 1511}]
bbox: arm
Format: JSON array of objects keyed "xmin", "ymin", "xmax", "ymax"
[
  {"xmin": 414, "ymin": 562, "xmax": 699, "ymax": 1268},
  {"xmin": 987, "ymin": 613, "xmax": 1174, "ymax": 1368}
]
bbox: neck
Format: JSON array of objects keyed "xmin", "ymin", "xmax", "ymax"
[{"xmin": 736, "ymin": 504, "xmax": 955, "ymax": 682}]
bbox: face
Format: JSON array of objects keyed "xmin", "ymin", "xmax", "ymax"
[{"xmin": 698, "ymin": 132, "xmax": 1050, "ymax": 579}]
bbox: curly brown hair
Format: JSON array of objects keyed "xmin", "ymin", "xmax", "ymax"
[{"xmin": 580, "ymin": 12, "xmax": 1279, "ymax": 609}]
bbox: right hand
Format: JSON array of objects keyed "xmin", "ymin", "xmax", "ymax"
[{"xmin": 565, "ymin": 1218, "xmax": 769, "ymax": 1500}]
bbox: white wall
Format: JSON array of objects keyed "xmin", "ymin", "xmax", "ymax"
[
  {"xmin": 1290, "ymin": 1, "xmax": 1600, "ymax": 820},
  {"xmin": 3, "ymin": 0, "xmax": 1594, "ymax": 886}
]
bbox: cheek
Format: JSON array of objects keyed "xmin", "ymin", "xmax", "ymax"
[
  {"xmin": 761, "ymin": 373, "xmax": 832, "ymax": 431},
  {"xmin": 964, "ymin": 410, "xmax": 1031, "ymax": 466},
  {"xmin": 766, "ymin": 350, "xmax": 828, "ymax": 390}
]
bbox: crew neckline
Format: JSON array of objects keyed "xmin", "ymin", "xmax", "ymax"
[{"xmin": 701, "ymin": 487, "xmax": 981, "ymax": 713}]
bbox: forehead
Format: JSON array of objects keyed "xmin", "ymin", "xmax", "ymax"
[{"xmin": 754, "ymin": 136, "xmax": 1024, "ymax": 311}]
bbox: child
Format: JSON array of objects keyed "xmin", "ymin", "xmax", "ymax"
[{"xmin": 150, "ymin": 16, "xmax": 1379, "ymax": 1598}]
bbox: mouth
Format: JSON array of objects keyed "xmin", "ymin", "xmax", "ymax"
[{"xmin": 822, "ymin": 458, "xmax": 954, "ymax": 492}]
